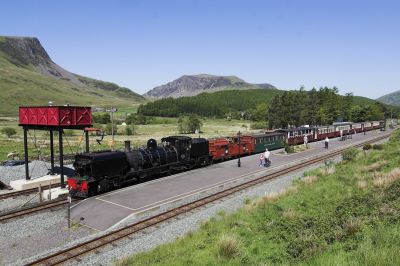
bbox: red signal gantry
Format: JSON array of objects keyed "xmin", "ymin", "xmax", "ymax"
[{"xmin": 19, "ymin": 106, "xmax": 92, "ymax": 187}]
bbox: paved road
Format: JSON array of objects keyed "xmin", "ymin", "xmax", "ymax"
[{"xmin": 71, "ymin": 129, "xmax": 390, "ymax": 231}]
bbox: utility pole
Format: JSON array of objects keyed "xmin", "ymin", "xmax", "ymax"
[
  {"xmin": 67, "ymin": 196, "xmax": 71, "ymax": 228},
  {"xmin": 237, "ymin": 131, "xmax": 241, "ymax": 167},
  {"xmin": 106, "ymin": 107, "xmax": 118, "ymax": 151}
]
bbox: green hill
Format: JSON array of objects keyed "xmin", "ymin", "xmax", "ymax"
[
  {"xmin": 138, "ymin": 89, "xmax": 282, "ymax": 118},
  {"xmin": 138, "ymin": 87, "xmax": 395, "ymax": 123},
  {"xmin": 0, "ymin": 36, "xmax": 145, "ymax": 116},
  {"xmin": 377, "ymin": 90, "xmax": 400, "ymax": 106}
]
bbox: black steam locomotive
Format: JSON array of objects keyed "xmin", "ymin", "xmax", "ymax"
[{"xmin": 68, "ymin": 136, "xmax": 211, "ymax": 197}]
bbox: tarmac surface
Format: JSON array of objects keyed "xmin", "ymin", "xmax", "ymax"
[{"xmin": 71, "ymin": 129, "xmax": 390, "ymax": 231}]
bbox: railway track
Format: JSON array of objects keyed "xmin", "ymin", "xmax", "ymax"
[
  {"xmin": 26, "ymin": 132, "xmax": 391, "ymax": 266},
  {"xmin": 0, "ymin": 183, "xmax": 61, "ymax": 201},
  {"xmin": 0, "ymin": 197, "xmax": 73, "ymax": 222}
]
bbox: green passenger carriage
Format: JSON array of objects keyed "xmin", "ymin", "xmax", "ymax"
[{"xmin": 251, "ymin": 132, "xmax": 285, "ymax": 153}]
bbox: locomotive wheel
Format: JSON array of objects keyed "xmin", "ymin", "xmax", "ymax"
[{"xmin": 98, "ymin": 180, "xmax": 109, "ymax": 193}]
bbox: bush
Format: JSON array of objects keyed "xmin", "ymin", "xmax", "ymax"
[
  {"xmin": 105, "ymin": 123, "xmax": 117, "ymax": 135},
  {"xmin": 342, "ymin": 147, "xmax": 359, "ymax": 161},
  {"xmin": 284, "ymin": 141, "xmax": 294, "ymax": 153},
  {"xmin": 363, "ymin": 144, "xmax": 372, "ymax": 151},
  {"xmin": 250, "ymin": 122, "xmax": 266, "ymax": 130},
  {"xmin": 217, "ymin": 234, "xmax": 240, "ymax": 259},
  {"xmin": 1, "ymin": 127, "xmax": 16, "ymax": 137},
  {"xmin": 372, "ymin": 144, "xmax": 384, "ymax": 150},
  {"xmin": 93, "ymin": 113, "xmax": 111, "ymax": 124},
  {"xmin": 125, "ymin": 125, "xmax": 136, "ymax": 136},
  {"xmin": 178, "ymin": 115, "xmax": 203, "ymax": 134}
]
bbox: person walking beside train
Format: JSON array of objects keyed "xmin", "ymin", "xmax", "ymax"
[
  {"xmin": 259, "ymin": 153, "xmax": 265, "ymax": 167},
  {"xmin": 325, "ymin": 136, "xmax": 329, "ymax": 149},
  {"xmin": 264, "ymin": 148, "xmax": 271, "ymax": 167}
]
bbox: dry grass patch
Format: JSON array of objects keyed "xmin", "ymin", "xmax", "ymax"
[
  {"xmin": 282, "ymin": 208, "xmax": 301, "ymax": 219},
  {"xmin": 318, "ymin": 166, "xmax": 336, "ymax": 176},
  {"xmin": 361, "ymin": 160, "xmax": 387, "ymax": 172},
  {"xmin": 343, "ymin": 217, "xmax": 363, "ymax": 235},
  {"xmin": 357, "ymin": 180, "xmax": 368, "ymax": 189},
  {"xmin": 373, "ymin": 167, "xmax": 400, "ymax": 187},
  {"xmin": 379, "ymin": 204, "xmax": 397, "ymax": 216},
  {"xmin": 353, "ymin": 174, "xmax": 367, "ymax": 180},
  {"xmin": 302, "ymin": 175, "xmax": 318, "ymax": 184},
  {"xmin": 247, "ymin": 187, "xmax": 297, "ymax": 210},
  {"xmin": 216, "ymin": 234, "xmax": 241, "ymax": 259}
]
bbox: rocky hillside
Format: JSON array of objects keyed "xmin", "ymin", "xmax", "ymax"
[
  {"xmin": 0, "ymin": 36, "xmax": 144, "ymax": 115},
  {"xmin": 144, "ymin": 74, "xmax": 276, "ymax": 98},
  {"xmin": 377, "ymin": 90, "xmax": 400, "ymax": 106}
]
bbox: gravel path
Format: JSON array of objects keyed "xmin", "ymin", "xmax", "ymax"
[{"xmin": 0, "ymin": 161, "xmax": 74, "ymax": 186}]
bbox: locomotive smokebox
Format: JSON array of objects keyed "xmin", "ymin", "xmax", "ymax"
[
  {"xmin": 147, "ymin": 139, "xmax": 157, "ymax": 149},
  {"xmin": 125, "ymin": 141, "xmax": 131, "ymax": 152}
]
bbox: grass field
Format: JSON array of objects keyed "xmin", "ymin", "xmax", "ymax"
[
  {"xmin": 0, "ymin": 117, "xmax": 261, "ymax": 161},
  {"xmin": 117, "ymin": 131, "xmax": 400, "ymax": 266}
]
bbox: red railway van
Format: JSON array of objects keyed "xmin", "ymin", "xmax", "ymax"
[
  {"xmin": 19, "ymin": 106, "xmax": 92, "ymax": 127},
  {"xmin": 209, "ymin": 136, "xmax": 252, "ymax": 161}
]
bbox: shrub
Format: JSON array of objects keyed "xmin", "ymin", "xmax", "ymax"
[
  {"xmin": 284, "ymin": 141, "xmax": 294, "ymax": 153},
  {"xmin": 125, "ymin": 127, "xmax": 133, "ymax": 136},
  {"xmin": 105, "ymin": 123, "xmax": 117, "ymax": 135},
  {"xmin": 342, "ymin": 147, "xmax": 359, "ymax": 161},
  {"xmin": 178, "ymin": 115, "xmax": 203, "ymax": 134},
  {"xmin": 250, "ymin": 122, "xmax": 266, "ymax": 130},
  {"xmin": 1, "ymin": 127, "xmax": 16, "ymax": 137},
  {"xmin": 93, "ymin": 113, "xmax": 111, "ymax": 124},
  {"xmin": 372, "ymin": 144, "xmax": 383, "ymax": 150},
  {"xmin": 362, "ymin": 144, "xmax": 371, "ymax": 151},
  {"xmin": 217, "ymin": 234, "xmax": 240, "ymax": 259}
]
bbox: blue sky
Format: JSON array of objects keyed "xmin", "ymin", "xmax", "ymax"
[{"xmin": 1, "ymin": 0, "xmax": 399, "ymax": 98}]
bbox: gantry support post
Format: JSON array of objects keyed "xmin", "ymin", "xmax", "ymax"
[
  {"xmin": 59, "ymin": 128, "xmax": 65, "ymax": 188},
  {"xmin": 23, "ymin": 127, "xmax": 30, "ymax": 180},
  {"xmin": 50, "ymin": 130, "xmax": 55, "ymax": 175},
  {"xmin": 85, "ymin": 130, "xmax": 89, "ymax": 153}
]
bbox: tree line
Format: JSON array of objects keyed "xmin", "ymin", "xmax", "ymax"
[
  {"xmin": 267, "ymin": 87, "xmax": 387, "ymax": 129},
  {"xmin": 137, "ymin": 89, "xmax": 281, "ymax": 121}
]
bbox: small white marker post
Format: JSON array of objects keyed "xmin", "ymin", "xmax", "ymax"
[{"xmin": 67, "ymin": 196, "xmax": 72, "ymax": 228}]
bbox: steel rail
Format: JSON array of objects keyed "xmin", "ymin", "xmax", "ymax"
[
  {"xmin": 0, "ymin": 183, "xmax": 61, "ymax": 201},
  {"xmin": 26, "ymin": 133, "xmax": 391, "ymax": 266},
  {"xmin": 0, "ymin": 198, "xmax": 76, "ymax": 222}
]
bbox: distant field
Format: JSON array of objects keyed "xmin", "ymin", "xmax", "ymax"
[{"xmin": 0, "ymin": 117, "xmax": 262, "ymax": 161}]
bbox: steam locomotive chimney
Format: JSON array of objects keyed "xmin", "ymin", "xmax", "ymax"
[{"xmin": 124, "ymin": 141, "xmax": 131, "ymax": 152}]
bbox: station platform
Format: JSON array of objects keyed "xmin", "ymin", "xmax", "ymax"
[
  {"xmin": 10, "ymin": 174, "xmax": 61, "ymax": 190},
  {"xmin": 71, "ymin": 129, "xmax": 390, "ymax": 231}
]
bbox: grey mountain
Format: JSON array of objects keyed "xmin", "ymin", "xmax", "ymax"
[{"xmin": 144, "ymin": 74, "xmax": 276, "ymax": 98}]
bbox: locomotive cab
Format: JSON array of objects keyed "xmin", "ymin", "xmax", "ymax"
[{"xmin": 161, "ymin": 136, "xmax": 192, "ymax": 160}]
